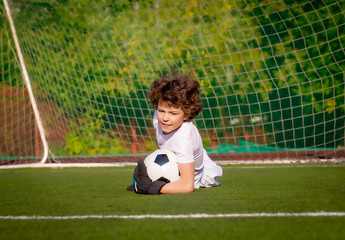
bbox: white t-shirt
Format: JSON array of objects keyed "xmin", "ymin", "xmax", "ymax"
[{"xmin": 153, "ymin": 111, "xmax": 222, "ymax": 188}]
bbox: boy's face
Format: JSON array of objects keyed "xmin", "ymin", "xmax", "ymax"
[{"xmin": 157, "ymin": 102, "xmax": 188, "ymax": 135}]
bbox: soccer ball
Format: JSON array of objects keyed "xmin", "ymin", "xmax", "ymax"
[{"xmin": 144, "ymin": 148, "xmax": 180, "ymax": 183}]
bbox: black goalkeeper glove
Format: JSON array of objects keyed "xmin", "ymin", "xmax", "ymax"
[{"xmin": 128, "ymin": 160, "xmax": 168, "ymax": 195}]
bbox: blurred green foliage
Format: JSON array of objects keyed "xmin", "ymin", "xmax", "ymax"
[{"xmin": 1, "ymin": 0, "xmax": 344, "ymax": 156}]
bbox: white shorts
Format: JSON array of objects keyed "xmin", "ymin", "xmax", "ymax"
[{"xmin": 195, "ymin": 150, "xmax": 223, "ymax": 189}]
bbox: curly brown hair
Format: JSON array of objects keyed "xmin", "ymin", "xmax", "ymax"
[{"xmin": 149, "ymin": 74, "xmax": 203, "ymax": 120}]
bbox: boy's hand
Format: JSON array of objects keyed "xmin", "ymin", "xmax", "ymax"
[{"xmin": 132, "ymin": 160, "xmax": 167, "ymax": 195}]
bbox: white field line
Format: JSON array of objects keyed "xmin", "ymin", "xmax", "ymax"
[
  {"xmin": 1, "ymin": 158, "xmax": 345, "ymax": 169},
  {"xmin": 1, "ymin": 212, "xmax": 345, "ymax": 220}
]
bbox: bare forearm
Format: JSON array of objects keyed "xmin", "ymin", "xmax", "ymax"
[{"xmin": 160, "ymin": 179, "xmax": 194, "ymax": 194}]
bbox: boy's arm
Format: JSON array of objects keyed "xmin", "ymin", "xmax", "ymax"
[{"xmin": 160, "ymin": 162, "xmax": 195, "ymax": 194}]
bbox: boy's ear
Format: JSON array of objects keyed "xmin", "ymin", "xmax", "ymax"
[{"xmin": 184, "ymin": 115, "xmax": 190, "ymax": 121}]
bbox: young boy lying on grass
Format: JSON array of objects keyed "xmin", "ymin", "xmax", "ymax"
[{"xmin": 127, "ymin": 74, "xmax": 222, "ymax": 194}]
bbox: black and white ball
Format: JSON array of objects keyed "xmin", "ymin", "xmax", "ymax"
[{"xmin": 144, "ymin": 148, "xmax": 180, "ymax": 183}]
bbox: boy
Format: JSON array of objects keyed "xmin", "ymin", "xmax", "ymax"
[{"xmin": 128, "ymin": 74, "xmax": 222, "ymax": 194}]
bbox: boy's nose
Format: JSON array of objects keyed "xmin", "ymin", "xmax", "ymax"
[{"xmin": 163, "ymin": 113, "xmax": 169, "ymax": 121}]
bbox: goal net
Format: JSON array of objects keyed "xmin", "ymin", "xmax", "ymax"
[{"xmin": 1, "ymin": 0, "xmax": 344, "ymax": 166}]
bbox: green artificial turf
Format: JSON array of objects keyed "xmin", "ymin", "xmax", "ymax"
[{"xmin": 0, "ymin": 164, "xmax": 344, "ymax": 240}]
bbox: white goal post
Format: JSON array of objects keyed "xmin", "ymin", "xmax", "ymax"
[
  {"xmin": 2, "ymin": 0, "xmax": 48, "ymax": 165},
  {"xmin": 1, "ymin": 0, "xmax": 344, "ymax": 167}
]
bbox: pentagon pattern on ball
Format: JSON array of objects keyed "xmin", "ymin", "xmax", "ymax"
[{"xmin": 154, "ymin": 154, "xmax": 169, "ymax": 166}]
